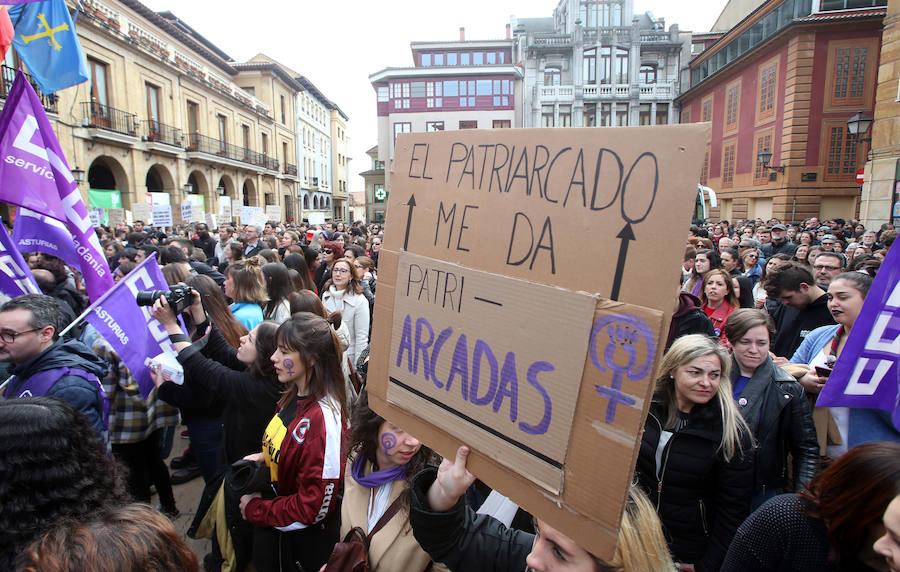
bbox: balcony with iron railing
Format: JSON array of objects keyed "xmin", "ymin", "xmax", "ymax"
[
  {"xmin": 1, "ymin": 65, "xmax": 57, "ymax": 113},
  {"xmin": 143, "ymin": 119, "xmax": 182, "ymax": 147},
  {"xmin": 283, "ymin": 162, "xmax": 298, "ymax": 176},
  {"xmin": 185, "ymin": 132, "xmax": 279, "ymax": 170},
  {"xmin": 81, "ymin": 101, "xmax": 137, "ymax": 136}
]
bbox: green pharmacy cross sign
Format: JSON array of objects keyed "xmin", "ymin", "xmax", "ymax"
[{"xmin": 374, "ymin": 187, "xmax": 387, "ymax": 202}]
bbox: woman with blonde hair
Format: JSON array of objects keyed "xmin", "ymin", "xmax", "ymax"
[
  {"xmin": 635, "ymin": 334, "xmax": 754, "ymax": 572},
  {"xmin": 408, "ymin": 445, "xmax": 676, "ymax": 571},
  {"xmin": 224, "ymin": 257, "xmax": 268, "ymax": 330}
]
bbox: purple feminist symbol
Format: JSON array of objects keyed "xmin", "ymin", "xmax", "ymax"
[
  {"xmin": 590, "ymin": 314, "xmax": 656, "ymax": 423},
  {"xmin": 283, "ymin": 358, "xmax": 295, "ymax": 376},
  {"xmin": 381, "ymin": 433, "xmax": 397, "ymax": 454}
]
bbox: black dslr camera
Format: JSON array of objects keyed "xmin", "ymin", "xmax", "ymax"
[{"xmin": 136, "ymin": 284, "xmax": 195, "ymax": 314}]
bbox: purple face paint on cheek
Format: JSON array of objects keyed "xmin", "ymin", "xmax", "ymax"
[
  {"xmin": 381, "ymin": 433, "xmax": 397, "ymax": 455},
  {"xmin": 283, "ymin": 358, "xmax": 295, "ymax": 375}
]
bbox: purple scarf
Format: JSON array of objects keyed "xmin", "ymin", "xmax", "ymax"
[{"xmin": 351, "ymin": 454, "xmax": 407, "ymax": 488}]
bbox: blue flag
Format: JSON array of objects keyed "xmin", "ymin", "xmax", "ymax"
[{"xmin": 8, "ymin": 0, "xmax": 88, "ymax": 93}]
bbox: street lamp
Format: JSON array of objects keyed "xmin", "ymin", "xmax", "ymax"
[
  {"xmin": 70, "ymin": 166, "xmax": 85, "ymax": 183},
  {"xmin": 182, "ymin": 183, "xmax": 193, "ymax": 196},
  {"xmin": 757, "ymin": 149, "xmax": 785, "ymax": 174},
  {"xmin": 846, "ymin": 112, "xmax": 873, "ymax": 143}
]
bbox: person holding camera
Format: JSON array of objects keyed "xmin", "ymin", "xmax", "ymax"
[{"xmin": 148, "ymin": 282, "xmax": 282, "ymax": 471}]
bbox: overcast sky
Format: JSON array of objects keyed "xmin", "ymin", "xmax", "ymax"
[{"xmin": 139, "ymin": 0, "xmax": 728, "ymax": 195}]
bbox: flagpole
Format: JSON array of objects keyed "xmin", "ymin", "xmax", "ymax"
[{"xmin": 56, "ymin": 303, "xmax": 93, "ymax": 338}]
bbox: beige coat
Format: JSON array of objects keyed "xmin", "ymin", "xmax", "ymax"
[{"xmin": 340, "ymin": 460, "xmax": 445, "ymax": 572}]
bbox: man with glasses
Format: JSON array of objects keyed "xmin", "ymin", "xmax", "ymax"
[
  {"xmin": 819, "ymin": 234, "xmax": 838, "ymax": 253},
  {"xmin": 0, "ymin": 294, "xmax": 107, "ymax": 436},
  {"xmin": 243, "ymin": 224, "xmax": 264, "ymax": 258},
  {"xmin": 812, "ymin": 252, "xmax": 844, "ymax": 289}
]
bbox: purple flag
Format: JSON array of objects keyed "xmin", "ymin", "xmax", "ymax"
[
  {"xmin": 817, "ymin": 244, "xmax": 900, "ymax": 431},
  {"xmin": 0, "ymin": 217, "xmax": 39, "ymax": 297},
  {"xmin": 0, "ymin": 71, "xmax": 113, "ymax": 300},
  {"xmin": 83, "ymin": 254, "xmax": 184, "ymax": 398},
  {"xmin": 12, "ymin": 207, "xmax": 80, "ymax": 269}
]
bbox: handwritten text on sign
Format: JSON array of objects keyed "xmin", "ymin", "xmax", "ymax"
[{"xmin": 386, "ymin": 252, "xmax": 596, "ymax": 492}]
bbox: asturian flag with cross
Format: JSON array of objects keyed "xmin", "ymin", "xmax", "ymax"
[{"xmin": 8, "ymin": 0, "xmax": 88, "ymax": 93}]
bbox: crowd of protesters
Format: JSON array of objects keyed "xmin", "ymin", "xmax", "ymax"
[{"xmin": 0, "ymin": 213, "xmax": 899, "ymax": 572}]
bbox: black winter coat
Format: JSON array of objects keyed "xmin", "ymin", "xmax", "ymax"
[
  {"xmin": 408, "ymin": 467, "xmax": 531, "ymax": 571},
  {"xmin": 731, "ymin": 357, "xmax": 819, "ymax": 493},
  {"xmin": 636, "ymin": 398, "xmax": 754, "ymax": 572},
  {"xmin": 176, "ymin": 324, "xmax": 281, "ymax": 464}
]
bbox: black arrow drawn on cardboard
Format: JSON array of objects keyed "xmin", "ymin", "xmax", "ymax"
[
  {"xmin": 610, "ymin": 222, "xmax": 635, "ymax": 301},
  {"xmin": 403, "ymin": 194, "xmax": 416, "ymax": 251}
]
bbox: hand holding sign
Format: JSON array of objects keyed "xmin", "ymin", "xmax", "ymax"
[{"xmin": 428, "ymin": 446, "xmax": 476, "ymax": 512}]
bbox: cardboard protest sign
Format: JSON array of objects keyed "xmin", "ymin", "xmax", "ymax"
[
  {"xmin": 151, "ymin": 204, "xmax": 172, "ymax": 227},
  {"xmin": 367, "ymin": 125, "xmax": 709, "ymax": 559},
  {"xmin": 265, "ymin": 205, "xmax": 282, "ymax": 223},
  {"xmin": 219, "ymin": 196, "xmax": 232, "ymax": 221},
  {"xmin": 205, "ymin": 213, "xmax": 218, "ymax": 230},
  {"xmin": 132, "ymin": 202, "xmax": 152, "ymax": 224},
  {"xmin": 108, "ymin": 208, "xmax": 125, "ymax": 228}
]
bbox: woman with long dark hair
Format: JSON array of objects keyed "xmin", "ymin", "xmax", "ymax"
[
  {"xmin": 261, "ymin": 262, "xmax": 293, "ymax": 323},
  {"xmin": 635, "ymin": 334, "xmax": 754, "ymax": 572},
  {"xmin": 682, "ymin": 249, "xmax": 720, "ymax": 298},
  {"xmin": 322, "ymin": 257, "xmax": 370, "ymax": 368},
  {"xmin": 722, "ymin": 442, "xmax": 900, "ymax": 571},
  {"xmin": 739, "ymin": 248, "xmax": 763, "ymax": 287},
  {"xmin": 0, "ymin": 398, "xmax": 129, "ymax": 569},
  {"xmin": 283, "ymin": 252, "xmax": 316, "ymax": 293},
  {"xmin": 239, "ymin": 312, "xmax": 350, "ymax": 572},
  {"xmin": 338, "ymin": 392, "xmax": 438, "ymax": 571},
  {"xmin": 150, "ymin": 291, "xmax": 282, "ymax": 467},
  {"xmin": 185, "ymin": 274, "xmax": 247, "ymax": 348},
  {"xmin": 701, "ymin": 269, "xmax": 738, "ymax": 344}
]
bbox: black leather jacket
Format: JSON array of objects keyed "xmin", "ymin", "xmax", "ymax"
[
  {"xmin": 731, "ymin": 357, "xmax": 819, "ymax": 492},
  {"xmin": 409, "ymin": 467, "xmax": 531, "ymax": 571}
]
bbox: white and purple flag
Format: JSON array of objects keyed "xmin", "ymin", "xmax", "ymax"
[
  {"xmin": 0, "ymin": 70, "xmax": 113, "ymax": 300},
  {"xmin": 0, "ymin": 217, "xmax": 39, "ymax": 297},
  {"xmin": 13, "ymin": 207, "xmax": 80, "ymax": 268},
  {"xmin": 818, "ymin": 244, "xmax": 900, "ymax": 431},
  {"xmin": 82, "ymin": 253, "xmax": 184, "ymax": 398}
]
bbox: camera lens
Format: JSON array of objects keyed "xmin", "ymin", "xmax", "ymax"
[{"xmin": 135, "ymin": 291, "xmax": 163, "ymax": 306}]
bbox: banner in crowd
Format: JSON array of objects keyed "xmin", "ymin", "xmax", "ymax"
[
  {"xmin": 0, "ymin": 71, "xmax": 113, "ymax": 300},
  {"xmin": 7, "ymin": 0, "xmax": 89, "ymax": 94},
  {"xmin": 82, "ymin": 253, "xmax": 184, "ymax": 398},
  {"xmin": 0, "ymin": 218, "xmax": 39, "ymax": 297},
  {"xmin": 818, "ymin": 244, "xmax": 900, "ymax": 431}
]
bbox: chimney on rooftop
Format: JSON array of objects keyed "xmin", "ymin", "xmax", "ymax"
[
  {"xmin": 460, "ymin": 27, "xmax": 465, "ymax": 41},
  {"xmin": 506, "ymin": 23, "xmax": 511, "ymax": 39}
]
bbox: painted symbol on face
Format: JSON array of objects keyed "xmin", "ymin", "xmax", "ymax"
[
  {"xmin": 381, "ymin": 433, "xmax": 397, "ymax": 455},
  {"xmin": 283, "ymin": 358, "xmax": 295, "ymax": 376},
  {"xmin": 590, "ymin": 313, "xmax": 656, "ymax": 424}
]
